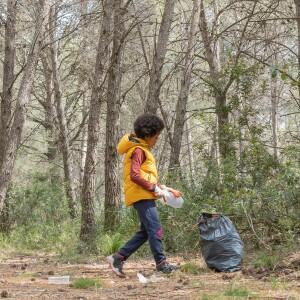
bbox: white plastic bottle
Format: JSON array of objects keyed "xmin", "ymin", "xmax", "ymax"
[{"xmin": 162, "ymin": 188, "xmax": 184, "ymax": 208}]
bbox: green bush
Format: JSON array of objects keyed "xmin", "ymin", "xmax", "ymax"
[
  {"xmin": 98, "ymin": 233, "xmax": 124, "ymax": 256},
  {"xmin": 3, "ymin": 173, "xmax": 79, "ymax": 252},
  {"xmin": 157, "ymin": 143, "xmax": 300, "ymax": 252}
]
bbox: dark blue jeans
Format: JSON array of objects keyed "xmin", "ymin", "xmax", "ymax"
[{"xmin": 118, "ymin": 200, "xmax": 166, "ymax": 264}]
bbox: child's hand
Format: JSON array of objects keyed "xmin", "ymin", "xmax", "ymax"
[
  {"xmin": 153, "ymin": 185, "xmax": 164, "ymax": 198},
  {"xmin": 167, "ymin": 187, "xmax": 182, "ymax": 198}
]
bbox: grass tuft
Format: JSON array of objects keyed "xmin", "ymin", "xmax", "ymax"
[
  {"xmin": 73, "ymin": 278, "xmax": 102, "ymax": 289},
  {"xmin": 224, "ymin": 287, "xmax": 250, "ymax": 297},
  {"xmin": 180, "ymin": 262, "xmax": 205, "ymax": 275}
]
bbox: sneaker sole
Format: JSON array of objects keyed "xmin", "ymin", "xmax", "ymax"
[{"xmin": 106, "ymin": 255, "xmax": 126, "ymax": 278}]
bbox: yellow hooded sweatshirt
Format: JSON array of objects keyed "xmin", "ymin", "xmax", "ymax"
[{"xmin": 117, "ymin": 134, "xmax": 158, "ymax": 206}]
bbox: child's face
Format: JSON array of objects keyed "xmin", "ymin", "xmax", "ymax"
[{"xmin": 144, "ymin": 132, "xmax": 160, "ymax": 148}]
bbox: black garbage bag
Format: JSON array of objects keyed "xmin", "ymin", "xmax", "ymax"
[{"xmin": 198, "ymin": 213, "xmax": 244, "ymax": 272}]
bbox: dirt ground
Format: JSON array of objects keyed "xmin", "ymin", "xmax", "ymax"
[{"xmin": 0, "ymin": 253, "xmax": 299, "ymax": 300}]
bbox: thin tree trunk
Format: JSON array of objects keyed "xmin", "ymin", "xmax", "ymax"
[
  {"xmin": 237, "ymin": 98, "xmax": 244, "ymax": 175},
  {"xmin": 0, "ymin": 0, "xmax": 47, "ymax": 212},
  {"xmin": 49, "ymin": 7, "xmax": 76, "ymax": 219},
  {"xmin": 185, "ymin": 116, "xmax": 195, "ymax": 184},
  {"xmin": 41, "ymin": 55, "xmax": 58, "ymax": 168},
  {"xmin": 80, "ymin": 0, "xmax": 112, "ymax": 249},
  {"xmin": 80, "ymin": 96, "xmax": 88, "ymax": 190},
  {"xmin": 104, "ymin": 0, "xmax": 124, "ymax": 232},
  {"xmin": 79, "ymin": 0, "xmax": 89, "ymax": 190},
  {"xmin": 216, "ymin": 93, "xmax": 231, "ymax": 159},
  {"xmin": 144, "ymin": 0, "xmax": 175, "ymax": 114},
  {"xmin": 271, "ymin": 68, "xmax": 278, "ymax": 161},
  {"xmin": 168, "ymin": 0, "xmax": 198, "ymax": 172},
  {"xmin": 295, "ymin": 0, "xmax": 300, "ymax": 99}
]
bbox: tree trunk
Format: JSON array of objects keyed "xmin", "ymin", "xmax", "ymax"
[
  {"xmin": 0, "ymin": 0, "xmax": 47, "ymax": 212},
  {"xmin": 80, "ymin": 0, "xmax": 112, "ymax": 249},
  {"xmin": 295, "ymin": 0, "xmax": 300, "ymax": 99},
  {"xmin": 80, "ymin": 97, "xmax": 88, "ymax": 191},
  {"xmin": 49, "ymin": 7, "xmax": 76, "ymax": 219},
  {"xmin": 79, "ymin": 0, "xmax": 89, "ymax": 191},
  {"xmin": 168, "ymin": 0, "xmax": 198, "ymax": 172},
  {"xmin": 41, "ymin": 55, "xmax": 57, "ymax": 164},
  {"xmin": 0, "ymin": 0, "xmax": 17, "ymax": 165},
  {"xmin": 270, "ymin": 69, "xmax": 278, "ymax": 161},
  {"xmin": 199, "ymin": 0, "xmax": 232, "ymax": 160},
  {"xmin": 144, "ymin": 0, "xmax": 175, "ymax": 114},
  {"xmin": 216, "ymin": 93, "xmax": 231, "ymax": 160},
  {"xmin": 0, "ymin": 0, "xmax": 17, "ymax": 232},
  {"xmin": 185, "ymin": 116, "xmax": 195, "ymax": 184},
  {"xmin": 104, "ymin": 0, "xmax": 124, "ymax": 232}
]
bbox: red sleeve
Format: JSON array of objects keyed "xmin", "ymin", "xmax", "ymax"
[{"xmin": 130, "ymin": 148, "xmax": 155, "ymax": 192}]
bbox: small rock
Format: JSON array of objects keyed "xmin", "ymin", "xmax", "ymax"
[
  {"xmin": 58, "ymin": 288, "xmax": 65, "ymax": 292},
  {"xmin": 182, "ymin": 280, "xmax": 189, "ymax": 285},
  {"xmin": 291, "ymin": 259, "xmax": 300, "ymax": 268},
  {"xmin": 47, "ymin": 271, "xmax": 54, "ymax": 275},
  {"xmin": 282, "ymin": 269, "xmax": 293, "ymax": 275},
  {"xmin": 1, "ymin": 291, "xmax": 8, "ymax": 298},
  {"xmin": 257, "ymin": 267, "xmax": 268, "ymax": 274},
  {"xmin": 30, "ymin": 278, "xmax": 36, "ymax": 282},
  {"xmin": 127, "ymin": 285, "xmax": 135, "ymax": 290},
  {"xmin": 222, "ymin": 273, "xmax": 235, "ymax": 280}
]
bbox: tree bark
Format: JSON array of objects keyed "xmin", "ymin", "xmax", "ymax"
[
  {"xmin": 215, "ymin": 93, "xmax": 231, "ymax": 159},
  {"xmin": 0, "ymin": 0, "xmax": 17, "ymax": 232},
  {"xmin": 168, "ymin": 0, "xmax": 199, "ymax": 172},
  {"xmin": 295, "ymin": 0, "xmax": 300, "ymax": 99},
  {"xmin": 270, "ymin": 68, "xmax": 278, "ymax": 161},
  {"xmin": 144, "ymin": 0, "xmax": 175, "ymax": 114},
  {"xmin": 0, "ymin": 0, "xmax": 17, "ymax": 165},
  {"xmin": 199, "ymin": 0, "xmax": 233, "ymax": 160},
  {"xmin": 0, "ymin": 0, "xmax": 47, "ymax": 212},
  {"xmin": 49, "ymin": 6, "xmax": 76, "ymax": 219},
  {"xmin": 79, "ymin": 0, "xmax": 89, "ymax": 190},
  {"xmin": 80, "ymin": 0, "xmax": 112, "ymax": 249},
  {"xmin": 185, "ymin": 116, "xmax": 195, "ymax": 184},
  {"xmin": 104, "ymin": 0, "xmax": 124, "ymax": 232},
  {"xmin": 41, "ymin": 55, "xmax": 57, "ymax": 163}
]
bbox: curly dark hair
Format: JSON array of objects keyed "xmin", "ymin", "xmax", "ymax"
[{"xmin": 134, "ymin": 113, "xmax": 165, "ymax": 139}]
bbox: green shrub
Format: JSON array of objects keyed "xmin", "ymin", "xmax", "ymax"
[
  {"xmin": 98, "ymin": 233, "xmax": 124, "ymax": 256},
  {"xmin": 2, "ymin": 172, "xmax": 79, "ymax": 252}
]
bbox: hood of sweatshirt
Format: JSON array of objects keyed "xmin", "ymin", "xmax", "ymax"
[{"xmin": 117, "ymin": 134, "xmax": 149, "ymax": 155}]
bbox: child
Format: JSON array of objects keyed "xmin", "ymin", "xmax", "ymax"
[{"xmin": 107, "ymin": 113, "xmax": 178, "ymax": 277}]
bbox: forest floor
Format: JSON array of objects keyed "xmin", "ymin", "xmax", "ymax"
[{"xmin": 0, "ymin": 251, "xmax": 299, "ymax": 300}]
